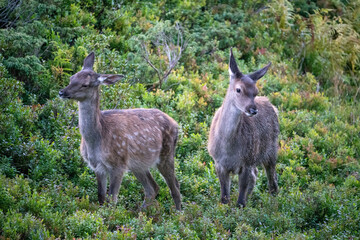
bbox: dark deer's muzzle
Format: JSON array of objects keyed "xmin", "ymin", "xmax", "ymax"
[
  {"xmin": 249, "ymin": 107, "xmax": 258, "ymax": 115},
  {"xmin": 245, "ymin": 106, "xmax": 258, "ymax": 117}
]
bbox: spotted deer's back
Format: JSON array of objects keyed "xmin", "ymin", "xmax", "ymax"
[{"xmin": 100, "ymin": 108, "xmax": 178, "ymax": 171}]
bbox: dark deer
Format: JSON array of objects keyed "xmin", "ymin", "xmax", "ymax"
[
  {"xmin": 59, "ymin": 52, "xmax": 181, "ymax": 210},
  {"xmin": 208, "ymin": 48, "xmax": 279, "ymax": 207}
]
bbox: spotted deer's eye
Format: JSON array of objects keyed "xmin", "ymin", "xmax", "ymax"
[{"xmin": 236, "ymin": 88, "xmax": 241, "ymax": 93}]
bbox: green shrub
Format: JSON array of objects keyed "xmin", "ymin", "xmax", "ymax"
[
  {"xmin": 2, "ymin": 211, "xmax": 54, "ymax": 240},
  {"xmin": 3, "ymin": 56, "xmax": 52, "ymax": 104},
  {"xmin": 0, "ymin": 185, "xmax": 14, "ymax": 212},
  {"xmin": 0, "ymin": 75, "xmax": 39, "ymax": 175},
  {"xmin": 66, "ymin": 209, "xmax": 106, "ymax": 238},
  {"xmin": 0, "ymin": 23, "xmax": 47, "ymax": 58}
]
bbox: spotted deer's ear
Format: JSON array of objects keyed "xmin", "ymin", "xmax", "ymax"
[
  {"xmin": 82, "ymin": 52, "xmax": 95, "ymax": 70},
  {"xmin": 97, "ymin": 74, "xmax": 125, "ymax": 85},
  {"xmin": 247, "ymin": 62, "xmax": 271, "ymax": 82},
  {"xmin": 229, "ymin": 48, "xmax": 243, "ymax": 79}
]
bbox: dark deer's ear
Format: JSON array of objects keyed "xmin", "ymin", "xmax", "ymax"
[
  {"xmin": 229, "ymin": 48, "xmax": 243, "ymax": 79},
  {"xmin": 248, "ymin": 62, "xmax": 271, "ymax": 82},
  {"xmin": 82, "ymin": 52, "xmax": 95, "ymax": 70},
  {"xmin": 97, "ymin": 74, "xmax": 124, "ymax": 85}
]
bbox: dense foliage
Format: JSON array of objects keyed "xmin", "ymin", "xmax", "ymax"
[{"xmin": 0, "ymin": 0, "xmax": 359, "ymax": 239}]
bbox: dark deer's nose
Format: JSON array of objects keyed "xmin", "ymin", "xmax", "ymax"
[
  {"xmin": 59, "ymin": 90, "xmax": 64, "ymax": 97},
  {"xmin": 249, "ymin": 107, "xmax": 258, "ymax": 115}
]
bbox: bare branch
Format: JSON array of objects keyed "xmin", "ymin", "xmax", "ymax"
[
  {"xmin": 0, "ymin": 0, "xmax": 21, "ymax": 28},
  {"xmin": 140, "ymin": 40, "xmax": 163, "ymax": 85},
  {"xmin": 139, "ymin": 22, "xmax": 189, "ymax": 88}
]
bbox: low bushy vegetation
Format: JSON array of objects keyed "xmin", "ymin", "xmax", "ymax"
[{"xmin": 0, "ymin": 0, "xmax": 359, "ymax": 238}]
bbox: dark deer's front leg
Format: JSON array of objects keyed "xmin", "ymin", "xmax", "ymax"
[
  {"xmin": 246, "ymin": 167, "xmax": 258, "ymax": 198},
  {"xmin": 96, "ymin": 171, "xmax": 107, "ymax": 205},
  {"xmin": 216, "ymin": 164, "xmax": 231, "ymax": 204},
  {"xmin": 237, "ymin": 166, "xmax": 256, "ymax": 207}
]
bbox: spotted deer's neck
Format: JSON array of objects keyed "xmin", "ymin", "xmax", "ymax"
[{"xmin": 78, "ymin": 89, "xmax": 102, "ymax": 145}]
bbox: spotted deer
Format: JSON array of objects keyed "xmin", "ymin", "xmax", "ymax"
[
  {"xmin": 59, "ymin": 52, "xmax": 181, "ymax": 210},
  {"xmin": 208, "ymin": 48, "xmax": 279, "ymax": 207}
]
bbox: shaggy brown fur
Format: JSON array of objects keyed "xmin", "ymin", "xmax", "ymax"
[
  {"xmin": 208, "ymin": 49, "xmax": 279, "ymax": 207},
  {"xmin": 59, "ymin": 52, "xmax": 181, "ymax": 210}
]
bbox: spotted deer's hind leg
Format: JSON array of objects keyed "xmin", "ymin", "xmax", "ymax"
[
  {"xmin": 157, "ymin": 152, "xmax": 181, "ymax": 210},
  {"xmin": 132, "ymin": 170, "xmax": 160, "ymax": 209}
]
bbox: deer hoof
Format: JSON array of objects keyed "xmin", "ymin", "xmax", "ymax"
[
  {"xmin": 236, "ymin": 201, "xmax": 246, "ymax": 208},
  {"xmin": 221, "ymin": 197, "xmax": 230, "ymax": 204}
]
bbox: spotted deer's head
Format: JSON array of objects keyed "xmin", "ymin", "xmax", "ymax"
[{"xmin": 59, "ymin": 52, "xmax": 124, "ymax": 101}]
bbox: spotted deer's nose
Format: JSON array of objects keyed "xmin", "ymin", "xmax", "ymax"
[{"xmin": 59, "ymin": 89, "xmax": 69, "ymax": 98}]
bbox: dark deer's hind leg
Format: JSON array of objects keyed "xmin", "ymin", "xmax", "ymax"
[
  {"xmin": 246, "ymin": 167, "xmax": 258, "ymax": 199},
  {"xmin": 263, "ymin": 161, "xmax": 278, "ymax": 195}
]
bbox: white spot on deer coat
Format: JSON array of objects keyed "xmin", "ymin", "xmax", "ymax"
[
  {"xmin": 148, "ymin": 148, "xmax": 158, "ymax": 153},
  {"xmin": 126, "ymin": 134, "xmax": 133, "ymax": 140}
]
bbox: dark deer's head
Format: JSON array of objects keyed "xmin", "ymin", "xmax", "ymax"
[
  {"xmin": 228, "ymin": 48, "xmax": 271, "ymax": 117},
  {"xmin": 59, "ymin": 52, "xmax": 124, "ymax": 101}
]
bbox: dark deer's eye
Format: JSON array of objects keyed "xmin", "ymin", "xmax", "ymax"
[
  {"xmin": 236, "ymin": 88, "xmax": 241, "ymax": 93},
  {"xmin": 82, "ymin": 84, "xmax": 89, "ymax": 88}
]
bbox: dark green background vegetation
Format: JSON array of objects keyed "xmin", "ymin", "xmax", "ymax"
[{"xmin": 0, "ymin": 0, "xmax": 359, "ymax": 239}]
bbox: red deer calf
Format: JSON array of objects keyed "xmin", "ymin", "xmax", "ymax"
[
  {"xmin": 59, "ymin": 52, "xmax": 181, "ymax": 210},
  {"xmin": 208, "ymin": 49, "xmax": 279, "ymax": 207}
]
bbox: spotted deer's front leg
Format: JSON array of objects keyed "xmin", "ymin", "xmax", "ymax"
[
  {"xmin": 96, "ymin": 172, "xmax": 107, "ymax": 205},
  {"xmin": 109, "ymin": 167, "xmax": 125, "ymax": 203}
]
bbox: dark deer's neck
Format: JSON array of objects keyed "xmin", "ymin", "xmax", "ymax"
[
  {"xmin": 216, "ymin": 88, "xmax": 243, "ymax": 140},
  {"xmin": 78, "ymin": 89, "xmax": 102, "ymax": 144}
]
